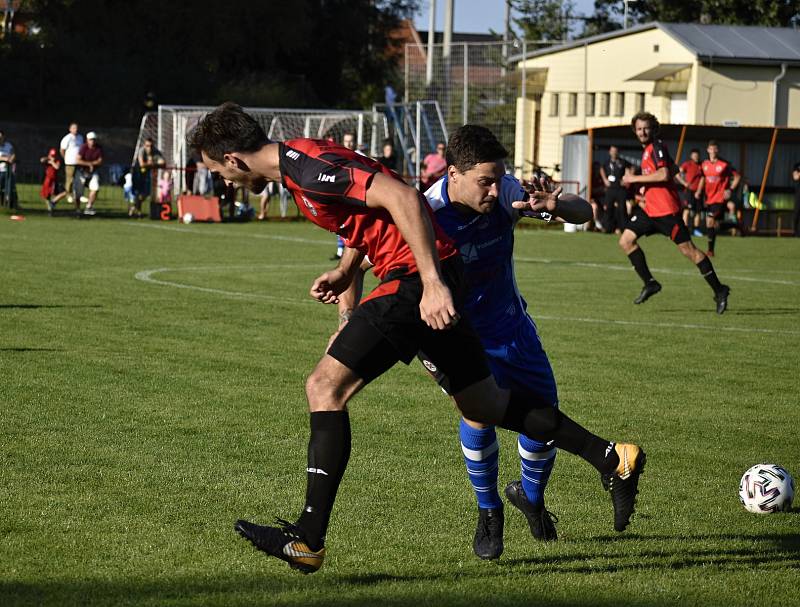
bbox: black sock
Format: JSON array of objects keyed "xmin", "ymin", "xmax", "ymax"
[
  {"xmin": 296, "ymin": 411, "xmax": 351, "ymax": 551},
  {"xmin": 707, "ymin": 227, "xmax": 716, "ymax": 252},
  {"xmin": 627, "ymin": 247, "xmax": 654, "ymax": 284},
  {"xmin": 696, "ymin": 256, "xmax": 723, "ymax": 293},
  {"xmin": 499, "ymin": 392, "xmax": 619, "ymax": 475}
]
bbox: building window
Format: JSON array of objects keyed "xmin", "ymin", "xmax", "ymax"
[
  {"xmin": 567, "ymin": 93, "xmax": 577, "ymax": 116},
  {"xmin": 599, "ymin": 92, "xmax": 609, "ymax": 116},
  {"xmin": 614, "ymin": 92, "xmax": 625, "ymax": 116},
  {"xmin": 549, "ymin": 93, "xmax": 559, "ymax": 117},
  {"xmin": 635, "ymin": 92, "xmax": 645, "ymax": 113},
  {"xmin": 585, "ymin": 92, "xmax": 595, "ymax": 116}
]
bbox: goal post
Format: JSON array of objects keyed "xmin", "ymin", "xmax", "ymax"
[{"xmin": 133, "ymin": 105, "xmax": 390, "ymax": 193}]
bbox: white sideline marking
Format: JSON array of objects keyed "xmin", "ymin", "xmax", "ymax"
[
  {"xmin": 134, "ymin": 264, "xmax": 324, "ymax": 305},
  {"xmin": 125, "ymin": 222, "xmax": 331, "ymax": 246},
  {"xmin": 516, "ymin": 257, "xmax": 800, "ymax": 286},
  {"xmin": 135, "ymin": 266, "xmax": 799, "ymax": 336},
  {"xmin": 535, "ymin": 315, "xmax": 800, "ymax": 336}
]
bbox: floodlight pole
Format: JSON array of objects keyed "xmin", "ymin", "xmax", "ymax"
[{"xmin": 426, "ymin": 0, "xmax": 436, "ymax": 86}]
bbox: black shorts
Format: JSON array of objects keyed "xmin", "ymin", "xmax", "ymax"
[
  {"xmin": 626, "ymin": 208, "xmax": 691, "ymax": 244},
  {"xmin": 706, "ymin": 203, "xmax": 726, "ymax": 220},
  {"xmin": 327, "ymin": 255, "xmax": 491, "ymax": 394}
]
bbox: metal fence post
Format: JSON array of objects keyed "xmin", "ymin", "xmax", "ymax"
[
  {"xmin": 520, "ymin": 41, "xmax": 527, "ymax": 178},
  {"xmin": 463, "ymin": 43, "xmax": 468, "ymax": 125}
]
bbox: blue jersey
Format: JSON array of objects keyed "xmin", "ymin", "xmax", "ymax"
[
  {"xmin": 425, "ymin": 174, "xmax": 557, "ymax": 404},
  {"xmin": 425, "ymin": 174, "xmax": 531, "ymax": 342}
]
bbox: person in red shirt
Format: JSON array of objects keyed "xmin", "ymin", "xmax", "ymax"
[
  {"xmin": 421, "ymin": 141, "xmax": 447, "ymax": 190},
  {"xmin": 620, "ymin": 112, "xmax": 729, "ymax": 314},
  {"xmin": 39, "ymin": 148, "xmax": 67, "ymax": 213},
  {"xmin": 188, "ymin": 103, "xmax": 645, "ymax": 573},
  {"xmin": 698, "ymin": 140, "xmax": 740, "ymax": 256},
  {"xmin": 676, "ymin": 148, "xmax": 703, "ymax": 236}
]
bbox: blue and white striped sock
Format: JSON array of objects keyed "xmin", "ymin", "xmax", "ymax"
[
  {"xmin": 518, "ymin": 434, "xmax": 557, "ymax": 508},
  {"xmin": 459, "ymin": 419, "xmax": 502, "ymax": 509}
]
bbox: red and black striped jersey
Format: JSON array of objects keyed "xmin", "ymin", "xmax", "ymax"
[
  {"xmin": 279, "ymin": 138, "xmax": 456, "ymax": 280},
  {"xmin": 640, "ymin": 140, "xmax": 680, "ymax": 217}
]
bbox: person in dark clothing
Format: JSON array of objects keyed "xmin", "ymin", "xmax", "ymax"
[
  {"xmin": 600, "ymin": 145, "xmax": 631, "ymax": 234},
  {"xmin": 792, "ymin": 161, "xmax": 800, "ymax": 237}
]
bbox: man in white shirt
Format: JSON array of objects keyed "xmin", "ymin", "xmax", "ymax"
[{"xmin": 60, "ymin": 122, "xmax": 84, "ymax": 204}]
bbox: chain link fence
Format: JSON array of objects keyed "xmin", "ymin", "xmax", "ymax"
[{"xmin": 404, "ymin": 40, "xmax": 549, "ymax": 176}]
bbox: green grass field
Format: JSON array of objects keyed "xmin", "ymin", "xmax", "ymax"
[{"xmin": 2, "ymin": 202, "xmax": 799, "ymax": 606}]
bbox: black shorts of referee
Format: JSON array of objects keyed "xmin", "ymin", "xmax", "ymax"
[{"xmin": 327, "ymin": 255, "xmax": 491, "ymax": 394}]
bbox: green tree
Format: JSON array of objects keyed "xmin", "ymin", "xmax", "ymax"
[
  {"xmin": 513, "ymin": 0, "xmax": 577, "ymax": 46},
  {"xmin": 0, "ymin": 0, "xmax": 418, "ymax": 125},
  {"xmin": 592, "ymin": 0, "xmax": 800, "ymax": 27}
]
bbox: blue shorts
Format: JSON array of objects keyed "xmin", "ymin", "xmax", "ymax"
[{"xmin": 418, "ymin": 315, "xmax": 558, "ymax": 407}]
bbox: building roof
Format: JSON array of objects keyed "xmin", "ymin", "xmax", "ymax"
[
  {"xmin": 510, "ymin": 22, "xmax": 800, "ymax": 67},
  {"xmin": 416, "ymin": 30, "xmax": 501, "ymax": 44}
]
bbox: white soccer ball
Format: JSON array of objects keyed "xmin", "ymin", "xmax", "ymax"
[
  {"xmin": 739, "ymin": 464, "xmax": 794, "ymax": 513},
  {"xmin": 182, "ymin": 213, "xmax": 194, "ymax": 224}
]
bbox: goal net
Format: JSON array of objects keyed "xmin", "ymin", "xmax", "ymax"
[{"xmin": 133, "ymin": 106, "xmax": 390, "ymax": 193}]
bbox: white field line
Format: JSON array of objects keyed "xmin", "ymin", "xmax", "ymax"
[
  {"xmin": 135, "ymin": 265, "xmax": 800, "ymax": 336},
  {"xmin": 515, "ymin": 257, "xmax": 800, "ymax": 286},
  {"xmin": 126, "ymin": 223, "xmax": 800, "ymax": 284},
  {"xmin": 134, "ymin": 264, "xmax": 325, "ymax": 305},
  {"xmin": 125, "ymin": 221, "xmax": 331, "ymax": 246}
]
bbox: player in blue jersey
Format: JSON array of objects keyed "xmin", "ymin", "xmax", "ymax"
[{"xmin": 333, "ymin": 125, "xmax": 646, "ymax": 560}]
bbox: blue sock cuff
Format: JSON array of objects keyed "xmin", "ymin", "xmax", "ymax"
[
  {"xmin": 518, "ymin": 433, "xmax": 551, "ymax": 454},
  {"xmin": 459, "ymin": 419, "xmax": 497, "ymax": 450}
]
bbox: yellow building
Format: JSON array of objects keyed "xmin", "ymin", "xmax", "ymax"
[{"xmin": 511, "ymin": 22, "xmax": 800, "ymax": 196}]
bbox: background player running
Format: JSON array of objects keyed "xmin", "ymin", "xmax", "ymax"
[
  {"xmin": 189, "ymin": 103, "xmax": 645, "ymax": 574},
  {"xmin": 676, "ymin": 148, "xmax": 703, "ymax": 237},
  {"xmin": 698, "ymin": 140, "xmax": 741, "ymax": 256},
  {"xmin": 619, "ymin": 112, "xmax": 730, "ymax": 314}
]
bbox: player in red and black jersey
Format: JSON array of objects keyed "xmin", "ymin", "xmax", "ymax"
[
  {"xmin": 698, "ymin": 140, "xmax": 740, "ymax": 256},
  {"xmin": 619, "ymin": 112, "xmax": 730, "ymax": 313},
  {"xmin": 188, "ymin": 103, "xmax": 645, "ymax": 573},
  {"xmin": 676, "ymin": 148, "xmax": 703, "ymax": 235}
]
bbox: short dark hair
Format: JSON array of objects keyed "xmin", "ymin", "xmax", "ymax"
[
  {"xmin": 446, "ymin": 125, "xmax": 508, "ymax": 173},
  {"xmin": 690, "ymin": 148, "xmax": 700, "ymax": 155},
  {"xmin": 630, "ymin": 111, "xmax": 659, "ymax": 134},
  {"xmin": 187, "ymin": 102, "xmax": 270, "ymax": 162},
  {"xmin": 707, "ymin": 139, "xmax": 718, "ymax": 147}
]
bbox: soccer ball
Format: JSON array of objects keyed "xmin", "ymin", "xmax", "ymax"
[
  {"xmin": 738, "ymin": 464, "xmax": 794, "ymax": 513},
  {"xmin": 182, "ymin": 213, "xmax": 194, "ymax": 224}
]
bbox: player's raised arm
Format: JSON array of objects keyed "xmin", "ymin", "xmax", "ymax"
[
  {"xmin": 364, "ymin": 172, "xmax": 457, "ymax": 330},
  {"xmin": 512, "ymin": 177, "xmax": 592, "ymax": 224}
]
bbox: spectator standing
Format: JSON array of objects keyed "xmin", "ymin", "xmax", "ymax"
[
  {"xmin": 123, "ymin": 169, "xmax": 135, "ymax": 212},
  {"xmin": 698, "ymin": 140, "xmax": 740, "ymax": 256},
  {"xmin": 677, "ymin": 149, "xmax": 703, "ymax": 237},
  {"xmin": 133, "ymin": 138, "xmax": 165, "ymax": 217},
  {"xmin": 792, "ymin": 161, "xmax": 800, "ymax": 237},
  {"xmin": 59, "ymin": 122, "xmax": 84, "ymax": 204},
  {"xmin": 599, "ymin": 145, "xmax": 631, "ymax": 234},
  {"xmin": 158, "ymin": 169, "xmax": 173, "ymax": 204},
  {"xmin": 40, "ymin": 148, "xmax": 67, "ymax": 213},
  {"xmin": 377, "ymin": 138, "xmax": 398, "ymax": 173},
  {"xmin": 0, "ymin": 129, "xmax": 17, "ymax": 207},
  {"xmin": 76, "ymin": 132, "xmax": 103, "ymax": 216},
  {"xmin": 193, "ymin": 161, "xmax": 212, "ymax": 195},
  {"xmin": 420, "ymin": 142, "xmax": 447, "ymax": 190}
]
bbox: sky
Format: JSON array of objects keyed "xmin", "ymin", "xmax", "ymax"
[{"xmin": 413, "ymin": 0, "xmax": 598, "ymax": 35}]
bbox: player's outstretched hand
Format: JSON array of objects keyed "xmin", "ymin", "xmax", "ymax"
[
  {"xmin": 512, "ymin": 175, "xmax": 562, "ymax": 214},
  {"xmin": 419, "ymin": 280, "xmax": 459, "ymax": 330},
  {"xmin": 310, "ymin": 268, "xmax": 350, "ymax": 304}
]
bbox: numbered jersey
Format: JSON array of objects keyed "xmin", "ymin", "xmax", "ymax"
[{"xmin": 425, "ymin": 174, "xmax": 531, "ymax": 342}]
